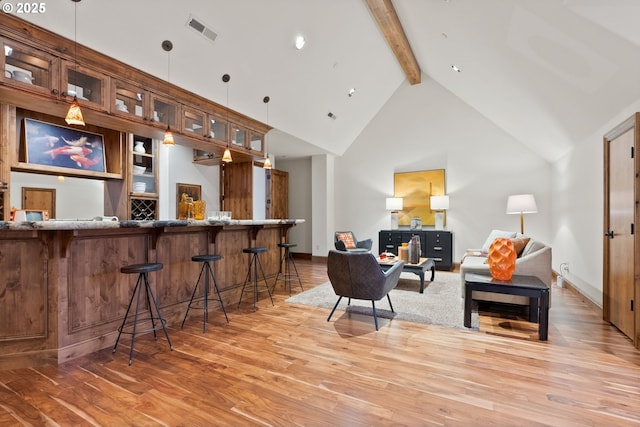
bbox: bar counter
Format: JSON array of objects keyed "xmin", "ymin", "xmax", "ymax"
[{"xmin": 0, "ymin": 219, "xmax": 303, "ymax": 369}]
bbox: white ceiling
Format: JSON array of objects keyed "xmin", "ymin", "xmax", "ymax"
[{"xmin": 19, "ymin": 0, "xmax": 640, "ymax": 162}]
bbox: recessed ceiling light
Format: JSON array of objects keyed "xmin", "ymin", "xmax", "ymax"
[
  {"xmin": 295, "ymin": 35, "xmax": 306, "ymax": 50},
  {"xmin": 348, "ymin": 88, "xmax": 356, "ymax": 97},
  {"xmin": 451, "ymin": 65, "xmax": 461, "ymax": 72}
]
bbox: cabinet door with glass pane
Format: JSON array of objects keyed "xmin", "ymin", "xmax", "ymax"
[
  {"xmin": 1, "ymin": 38, "xmax": 59, "ymax": 97},
  {"xmin": 113, "ymin": 79, "xmax": 148, "ymax": 121},
  {"xmin": 61, "ymin": 60, "xmax": 108, "ymax": 111}
]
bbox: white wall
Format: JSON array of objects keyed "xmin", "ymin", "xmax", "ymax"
[
  {"xmin": 11, "ymin": 172, "xmax": 104, "ymax": 219},
  {"xmin": 160, "ymin": 144, "xmax": 219, "ymax": 220},
  {"xmin": 551, "ymin": 99, "xmax": 640, "ymax": 307},
  {"xmin": 334, "ymin": 77, "xmax": 551, "ymax": 261},
  {"xmin": 277, "ymin": 157, "xmax": 312, "ymax": 254}
]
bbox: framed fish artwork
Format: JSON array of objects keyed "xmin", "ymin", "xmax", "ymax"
[{"xmin": 23, "ymin": 118, "xmax": 106, "ymax": 173}]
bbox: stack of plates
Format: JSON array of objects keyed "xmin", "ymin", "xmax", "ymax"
[{"xmin": 132, "ymin": 182, "xmax": 146, "ymax": 193}]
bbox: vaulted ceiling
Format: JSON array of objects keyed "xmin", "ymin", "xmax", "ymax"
[{"xmin": 20, "ymin": 0, "xmax": 640, "ymax": 162}]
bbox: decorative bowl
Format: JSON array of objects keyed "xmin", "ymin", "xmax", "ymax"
[{"xmin": 132, "ymin": 165, "xmax": 146, "ymax": 175}]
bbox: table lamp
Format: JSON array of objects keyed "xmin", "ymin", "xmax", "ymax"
[
  {"xmin": 430, "ymin": 195, "xmax": 449, "ymax": 230},
  {"xmin": 506, "ymin": 194, "xmax": 537, "ymax": 234},
  {"xmin": 386, "ymin": 197, "xmax": 403, "ymax": 229}
]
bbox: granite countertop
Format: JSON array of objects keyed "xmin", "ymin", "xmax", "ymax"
[{"xmin": 0, "ymin": 219, "xmax": 305, "ymax": 231}]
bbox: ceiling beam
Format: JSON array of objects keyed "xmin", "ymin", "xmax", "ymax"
[{"xmin": 365, "ymin": 0, "xmax": 421, "ymax": 85}]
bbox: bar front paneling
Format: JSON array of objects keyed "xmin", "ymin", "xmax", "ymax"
[{"xmin": 0, "ymin": 219, "xmax": 302, "ymax": 369}]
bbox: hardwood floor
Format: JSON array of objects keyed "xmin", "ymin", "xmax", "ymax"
[{"xmin": 1, "ymin": 258, "xmax": 639, "ymax": 426}]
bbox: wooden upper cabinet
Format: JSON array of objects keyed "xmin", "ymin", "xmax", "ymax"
[
  {"xmin": 231, "ymin": 124, "xmax": 247, "ymax": 150},
  {"xmin": 182, "ymin": 106, "xmax": 206, "ymax": 138},
  {"xmin": 60, "ymin": 61, "xmax": 109, "ymax": 111},
  {"xmin": 150, "ymin": 92, "xmax": 179, "ymax": 130},
  {"xmin": 249, "ymin": 130, "xmax": 264, "ymax": 153},
  {"xmin": 112, "ymin": 79, "xmax": 147, "ymax": 120},
  {"xmin": 1, "ymin": 38, "xmax": 58, "ymax": 97}
]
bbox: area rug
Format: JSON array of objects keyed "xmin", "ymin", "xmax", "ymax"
[{"xmin": 286, "ymin": 271, "xmax": 478, "ymax": 330}]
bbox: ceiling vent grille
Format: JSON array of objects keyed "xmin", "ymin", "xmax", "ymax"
[{"xmin": 186, "ymin": 15, "xmax": 218, "ymax": 43}]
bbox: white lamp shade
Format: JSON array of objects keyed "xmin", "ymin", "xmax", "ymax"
[
  {"xmin": 386, "ymin": 197, "xmax": 403, "ymax": 211},
  {"xmin": 506, "ymin": 194, "xmax": 538, "ymax": 214},
  {"xmin": 430, "ymin": 195, "xmax": 449, "ymax": 210}
]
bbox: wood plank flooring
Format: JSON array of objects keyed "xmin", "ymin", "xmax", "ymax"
[{"xmin": 1, "ymin": 258, "xmax": 639, "ymax": 426}]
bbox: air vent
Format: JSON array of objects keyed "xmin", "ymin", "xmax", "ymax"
[{"xmin": 186, "ymin": 15, "xmax": 218, "ymax": 43}]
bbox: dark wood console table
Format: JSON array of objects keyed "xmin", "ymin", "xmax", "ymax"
[{"xmin": 464, "ymin": 273, "xmax": 550, "ymax": 340}]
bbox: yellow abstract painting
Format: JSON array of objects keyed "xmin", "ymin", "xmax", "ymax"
[{"xmin": 394, "ymin": 169, "xmax": 445, "ymax": 226}]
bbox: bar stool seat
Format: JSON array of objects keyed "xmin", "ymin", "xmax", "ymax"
[
  {"xmin": 273, "ymin": 243, "xmax": 304, "ymax": 295},
  {"xmin": 182, "ymin": 254, "xmax": 229, "ymax": 332},
  {"xmin": 238, "ymin": 247, "xmax": 274, "ymax": 311},
  {"xmin": 113, "ymin": 262, "xmax": 172, "ymax": 365}
]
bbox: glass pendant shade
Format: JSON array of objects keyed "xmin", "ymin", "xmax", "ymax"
[
  {"xmin": 222, "ymin": 147, "xmax": 232, "ymax": 163},
  {"xmin": 263, "ymin": 156, "xmax": 272, "ymax": 169},
  {"xmin": 65, "ymin": 96, "xmax": 85, "ymax": 126},
  {"xmin": 163, "ymin": 125, "xmax": 175, "ymax": 145}
]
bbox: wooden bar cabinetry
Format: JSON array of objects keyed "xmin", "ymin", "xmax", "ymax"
[{"xmin": 0, "ymin": 220, "xmax": 300, "ymax": 369}]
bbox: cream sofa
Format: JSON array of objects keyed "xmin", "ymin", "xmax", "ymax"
[{"xmin": 460, "ymin": 230, "xmax": 552, "ymax": 320}]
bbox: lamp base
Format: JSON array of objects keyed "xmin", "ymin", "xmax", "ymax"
[
  {"xmin": 390, "ymin": 212, "xmax": 399, "ymax": 230},
  {"xmin": 434, "ymin": 212, "xmax": 445, "ymax": 230}
]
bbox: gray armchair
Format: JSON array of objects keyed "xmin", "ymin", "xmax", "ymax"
[
  {"xmin": 334, "ymin": 231, "xmax": 373, "ymax": 252},
  {"xmin": 326, "ymin": 250, "xmax": 404, "ymax": 330}
]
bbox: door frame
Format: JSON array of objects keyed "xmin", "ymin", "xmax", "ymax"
[{"xmin": 603, "ymin": 112, "xmax": 640, "ymax": 348}]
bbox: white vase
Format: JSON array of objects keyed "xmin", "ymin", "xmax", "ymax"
[{"xmin": 134, "ymin": 141, "xmax": 146, "ymax": 154}]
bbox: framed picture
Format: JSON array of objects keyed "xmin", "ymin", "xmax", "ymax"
[
  {"xmin": 394, "ymin": 169, "xmax": 445, "ymax": 226},
  {"xmin": 176, "ymin": 183, "xmax": 201, "ymax": 218},
  {"xmin": 24, "ymin": 118, "xmax": 106, "ymax": 172}
]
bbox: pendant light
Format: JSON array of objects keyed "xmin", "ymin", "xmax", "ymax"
[
  {"xmin": 221, "ymin": 73, "xmax": 232, "ymax": 163},
  {"xmin": 65, "ymin": 0, "xmax": 85, "ymax": 126},
  {"xmin": 162, "ymin": 40, "xmax": 174, "ymax": 145},
  {"xmin": 262, "ymin": 96, "xmax": 272, "ymax": 169}
]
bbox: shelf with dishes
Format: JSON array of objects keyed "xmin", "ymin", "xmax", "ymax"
[{"xmin": 130, "ymin": 135, "xmax": 157, "ymax": 200}]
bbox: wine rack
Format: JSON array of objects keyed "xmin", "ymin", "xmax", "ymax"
[{"xmin": 130, "ymin": 198, "xmax": 157, "ymax": 221}]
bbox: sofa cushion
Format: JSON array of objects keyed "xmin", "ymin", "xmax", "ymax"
[
  {"xmin": 521, "ymin": 239, "xmax": 546, "ymax": 257},
  {"xmin": 481, "ymin": 229, "xmax": 517, "ymax": 254},
  {"xmin": 511, "ymin": 236, "xmax": 531, "ymax": 257},
  {"xmin": 336, "ymin": 232, "xmax": 356, "ymax": 249}
]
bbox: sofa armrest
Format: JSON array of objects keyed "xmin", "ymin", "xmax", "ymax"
[{"xmin": 514, "ymin": 246, "xmax": 552, "ymax": 287}]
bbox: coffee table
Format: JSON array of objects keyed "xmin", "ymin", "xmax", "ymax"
[
  {"xmin": 378, "ymin": 257, "xmax": 435, "ymax": 293},
  {"xmin": 464, "ymin": 273, "xmax": 550, "ymax": 340}
]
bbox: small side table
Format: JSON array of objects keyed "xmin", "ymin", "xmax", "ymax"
[{"xmin": 464, "ymin": 273, "xmax": 550, "ymax": 340}]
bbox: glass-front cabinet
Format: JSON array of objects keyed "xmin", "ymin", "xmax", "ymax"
[
  {"xmin": 231, "ymin": 124, "xmax": 246, "ymax": 149},
  {"xmin": 182, "ymin": 107, "xmax": 205, "ymax": 137},
  {"xmin": 129, "ymin": 134, "xmax": 158, "ymax": 221},
  {"xmin": 250, "ymin": 130, "xmax": 264, "ymax": 152},
  {"xmin": 61, "ymin": 61, "xmax": 107, "ymax": 110},
  {"xmin": 151, "ymin": 93, "xmax": 179, "ymax": 130},
  {"xmin": 208, "ymin": 113, "xmax": 227, "ymax": 141},
  {"xmin": 1, "ymin": 38, "xmax": 57, "ymax": 96},
  {"xmin": 113, "ymin": 79, "xmax": 146, "ymax": 119}
]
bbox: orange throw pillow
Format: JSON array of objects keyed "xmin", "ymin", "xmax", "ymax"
[
  {"xmin": 336, "ymin": 232, "xmax": 356, "ymax": 249},
  {"xmin": 511, "ymin": 237, "xmax": 531, "ymax": 257}
]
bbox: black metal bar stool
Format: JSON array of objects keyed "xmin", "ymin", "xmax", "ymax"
[
  {"xmin": 182, "ymin": 254, "xmax": 229, "ymax": 332},
  {"xmin": 238, "ymin": 247, "xmax": 274, "ymax": 311},
  {"xmin": 113, "ymin": 262, "xmax": 173, "ymax": 365},
  {"xmin": 273, "ymin": 243, "xmax": 304, "ymax": 295}
]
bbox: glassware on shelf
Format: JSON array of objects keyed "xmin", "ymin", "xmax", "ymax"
[{"xmin": 194, "ymin": 200, "xmax": 206, "ymax": 220}]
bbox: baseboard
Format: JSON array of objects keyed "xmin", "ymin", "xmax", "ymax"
[
  {"xmin": 291, "ymin": 252, "xmax": 313, "ymax": 261},
  {"xmin": 552, "ymin": 269, "xmax": 602, "ymax": 315}
]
